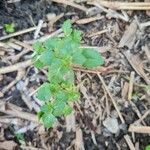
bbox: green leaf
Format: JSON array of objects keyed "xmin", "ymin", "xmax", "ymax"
[
  {"xmin": 72, "ymin": 49, "xmax": 86, "ymax": 65},
  {"xmin": 82, "ymin": 49, "xmax": 104, "ymax": 68},
  {"xmin": 145, "ymin": 145, "xmax": 150, "ymax": 150},
  {"xmin": 63, "ymin": 70, "xmax": 75, "ymax": 83},
  {"xmin": 33, "ymin": 42, "xmax": 45, "ymax": 54},
  {"xmin": 4, "ymin": 23, "xmax": 15, "ymax": 33},
  {"xmin": 68, "ymin": 90, "xmax": 80, "ymax": 101},
  {"xmin": 37, "ymin": 111, "xmax": 44, "ymax": 120},
  {"xmin": 42, "ymin": 113, "xmax": 56, "ymax": 128},
  {"xmin": 62, "ymin": 36, "xmax": 78, "ymax": 54},
  {"xmin": 36, "ymin": 83, "xmax": 51, "ymax": 101},
  {"xmin": 55, "ymin": 91, "xmax": 68, "ymax": 101},
  {"xmin": 53, "ymin": 100, "xmax": 66, "ymax": 116},
  {"xmin": 44, "ymin": 38, "xmax": 61, "ymax": 50},
  {"xmin": 48, "ymin": 64, "xmax": 73, "ymax": 83},
  {"xmin": 40, "ymin": 50, "xmax": 55, "ymax": 65},
  {"xmin": 33, "ymin": 59, "xmax": 44, "ymax": 69},
  {"xmin": 41, "ymin": 103, "xmax": 52, "ymax": 113},
  {"xmin": 63, "ymin": 105, "xmax": 73, "ymax": 116},
  {"xmin": 72, "ymin": 29, "xmax": 82, "ymax": 43},
  {"xmin": 62, "ymin": 20, "xmax": 72, "ymax": 36}
]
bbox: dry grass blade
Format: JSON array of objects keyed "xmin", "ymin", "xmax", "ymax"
[
  {"xmin": 124, "ymin": 135, "xmax": 136, "ymax": 150},
  {"xmin": 97, "ymin": 74, "xmax": 125, "ymax": 124},
  {"xmin": 94, "ymin": 0, "xmax": 150, "ymax": 10}
]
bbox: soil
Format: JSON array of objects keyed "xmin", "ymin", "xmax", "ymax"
[{"xmin": 0, "ymin": 0, "xmax": 150, "ymax": 150}]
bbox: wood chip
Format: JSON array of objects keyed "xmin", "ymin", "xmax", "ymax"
[
  {"xmin": 143, "ymin": 44, "xmax": 150, "ymax": 62},
  {"xmin": 75, "ymin": 128, "xmax": 85, "ymax": 150},
  {"xmin": 119, "ymin": 20, "xmax": 137, "ymax": 49},
  {"xmin": 124, "ymin": 51, "xmax": 150, "ymax": 84},
  {"xmin": 128, "ymin": 71, "xmax": 135, "ymax": 101},
  {"xmin": 0, "ymin": 141, "xmax": 17, "ymax": 150},
  {"xmin": 66, "ymin": 112, "xmax": 76, "ymax": 132},
  {"xmin": 122, "ymin": 82, "xmax": 129, "ymax": 99},
  {"xmin": 129, "ymin": 125, "xmax": 150, "ymax": 134}
]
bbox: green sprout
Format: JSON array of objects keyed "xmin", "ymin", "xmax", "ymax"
[
  {"xmin": 32, "ymin": 20, "xmax": 104, "ymax": 128},
  {"xmin": 4, "ymin": 23, "xmax": 15, "ymax": 33},
  {"xmin": 15, "ymin": 133, "xmax": 25, "ymax": 145}
]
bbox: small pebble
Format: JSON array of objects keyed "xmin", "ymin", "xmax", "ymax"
[{"xmin": 103, "ymin": 117, "xmax": 119, "ymax": 134}]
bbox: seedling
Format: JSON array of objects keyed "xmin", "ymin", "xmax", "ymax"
[
  {"xmin": 32, "ymin": 20, "xmax": 104, "ymax": 128},
  {"xmin": 4, "ymin": 23, "xmax": 15, "ymax": 33}
]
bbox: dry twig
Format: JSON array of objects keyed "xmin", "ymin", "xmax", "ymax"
[
  {"xmin": 0, "ymin": 23, "xmax": 46, "ymax": 41},
  {"xmin": 97, "ymin": 74, "xmax": 125, "ymax": 123},
  {"xmin": 76, "ymin": 16, "xmax": 104, "ymax": 24},
  {"xmin": 0, "ymin": 101, "xmax": 39, "ymax": 123},
  {"xmin": 0, "ymin": 60, "xmax": 32, "ymax": 74},
  {"xmin": 124, "ymin": 135, "xmax": 136, "ymax": 150},
  {"xmin": 93, "ymin": 1, "xmax": 150, "ymax": 10}
]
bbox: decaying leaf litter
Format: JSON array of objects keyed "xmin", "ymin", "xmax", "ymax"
[{"xmin": 0, "ymin": 0, "xmax": 150, "ymax": 149}]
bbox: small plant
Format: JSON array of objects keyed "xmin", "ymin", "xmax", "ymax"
[
  {"xmin": 4, "ymin": 23, "xmax": 15, "ymax": 33},
  {"xmin": 145, "ymin": 145, "xmax": 150, "ymax": 150},
  {"xmin": 32, "ymin": 20, "xmax": 104, "ymax": 128}
]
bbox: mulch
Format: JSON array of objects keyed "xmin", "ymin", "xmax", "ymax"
[{"xmin": 0, "ymin": 0, "xmax": 150, "ymax": 150}]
